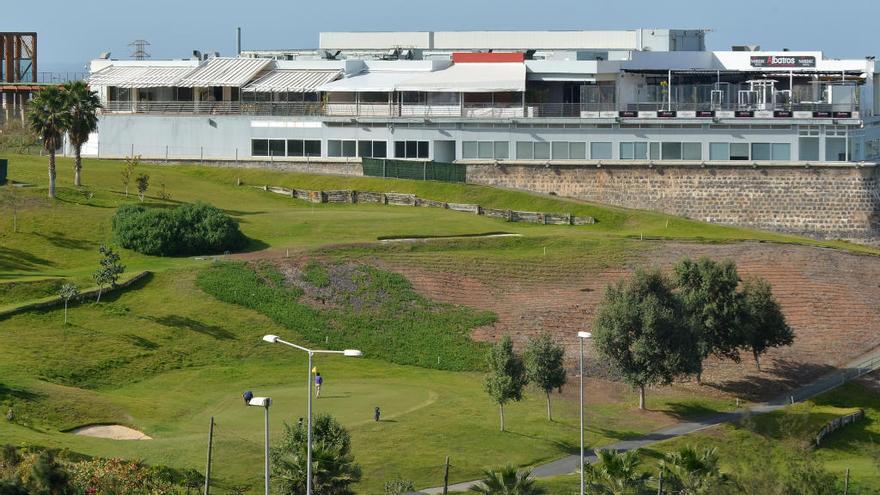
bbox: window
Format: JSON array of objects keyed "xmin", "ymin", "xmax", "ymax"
[
  {"xmin": 252, "ymin": 139, "xmax": 269, "ymax": 157},
  {"xmin": 619, "ymin": 142, "xmax": 649, "ymax": 160},
  {"xmin": 751, "ymin": 143, "xmax": 771, "ymax": 161},
  {"xmin": 534, "ymin": 142, "xmax": 551, "ymax": 160},
  {"xmin": 516, "ymin": 141, "xmax": 534, "ymax": 159},
  {"xmin": 826, "ymin": 138, "xmax": 847, "ymax": 161},
  {"xmin": 357, "ymin": 140, "xmax": 387, "ymax": 158},
  {"xmin": 649, "ymin": 142, "xmax": 661, "ymax": 160},
  {"xmin": 682, "ymin": 143, "xmax": 702, "ymax": 160},
  {"xmin": 287, "ymin": 140, "xmax": 322, "ymax": 157},
  {"xmin": 570, "ymin": 142, "xmax": 587, "ymax": 159},
  {"xmin": 463, "ymin": 142, "xmax": 478, "ymax": 159},
  {"xmin": 552, "ymin": 142, "xmax": 570, "ymax": 160},
  {"xmin": 662, "ymin": 142, "xmax": 682, "ymax": 160},
  {"xmin": 799, "ymin": 138, "xmax": 820, "ymax": 161},
  {"xmin": 591, "ymin": 142, "xmax": 612, "ymax": 160},
  {"xmin": 730, "ymin": 143, "xmax": 750, "ymax": 160},
  {"xmin": 478, "ymin": 142, "xmax": 494, "ymax": 159},
  {"xmin": 710, "ymin": 142, "xmax": 729, "ymax": 161},
  {"xmin": 771, "ymin": 143, "xmax": 791, "ymax": 161},
  {"xmin": 395, "ymin": 141, "xmax": 429, "ymax": 159},
  {"xmin": 494, "ymin": 141, "xmax": 509, "ymax": 159},
  {"xmin": 328, "ymin": 140, "xmax": 357, "ymax": 157},
  {"xmin": 268, "ymin": 139, "xmax": 285, "ymax": 157}
]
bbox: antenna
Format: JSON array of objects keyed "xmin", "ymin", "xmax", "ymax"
[{"xmin": 129, "ymin": 40, "xmax": 151, "ymax": 60}]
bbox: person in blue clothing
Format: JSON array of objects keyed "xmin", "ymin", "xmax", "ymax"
[{"xmin": 314, "ymin": 372, "xmax": 323, "ymax": 397}]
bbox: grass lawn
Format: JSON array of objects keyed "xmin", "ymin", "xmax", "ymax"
[{"xmin": 0, "ymin": 153, "xmax": 875, "ymax": 493}]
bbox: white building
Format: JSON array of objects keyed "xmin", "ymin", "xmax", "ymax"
[{"xmin": 85, "ymin": 29, "xmax": 880, "ymax": 164}]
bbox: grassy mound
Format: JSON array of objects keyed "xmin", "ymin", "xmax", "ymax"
[{"xmin": 196, "ymin": 261, "xmax": 495, "ymax": 371}]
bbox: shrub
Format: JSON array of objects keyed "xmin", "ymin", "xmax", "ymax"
[{"xmin": 112, "ymin": 202, "xmax": 245, "ymax": 256}]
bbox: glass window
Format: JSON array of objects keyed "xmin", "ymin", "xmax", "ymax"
[
  {"xmin": 771, "ymin": 143, "xmax": 791, "ymax": 161},
  {"xmin": 826, "ymin": 138, "xmax": 847, "ymax": 161},
  {"xmin": 251, "ymin": 139, "xmax": 268, "ymax": 157},
  {"xmin": 534, "ymin": 142, "xmax": 551, "ymax": 160},
  {"xmin": 417, "ymin": 141, "xmax": 429, "ymax": 158},
  {"xmin": 477, "ymin": 142, "xmax": 494, "ymax": 159},
  {"xmin": 682, "ymin": 142, "xmax": 702, "ymax": 160},
  {"xmin": 730, "ymin": 143, "xmax": 750, "ymax": 160},
  {"xmin": 406, "ymin": 141, "xmax": 417, "ymax": 158},
  {"xmin": 619, "ymin": 142, "xmax": 634, "ymax": 160},
  {"xmin": 269, "ymin": 139, "xmax": 285, "ymax": 157},
  {"xmin": 751, "ymin": 143, "xmax": 771, "ymax": 161},
  {"xmin": 462, "ymin": 141, "xmax": 478, "ymax": 159},
  {"xmin": 649, "ymin": 142, "xmax": 661, "ymax": 160},
  {"xmin": 395, "ymin": 141, "xmax": 406, "ymax": 158},
  {"xmin": 288, "ymin": 140, "xmax": 304, "ymax": 157},
  {"xmin": 373, "ymin": 141, "xmax": 386, "ymax": 158},
  {"xmin": 342, "ymin": 140, "xmax": 356, "ymax": 157},
  {"xmin": 358, "ymin": 140, "xmax": 372, "ymax": 158},
  {"xmin": 494, "ymin": 141, "xmax": 509, "ymax": 159},
  {"xmin": 798, "ymin": 138, "xmax": 819, "ymax": 161},
  {"xmin": 516, "ymin": 141, "xmax": 533, "ymax": 159},
  {"xmin": 329, "ymin": 140, "xmax": 342, "ymax": 157},
  {"xmin": 304, "ymin": 140, "xmax": 321, "ymax": 157},
  {"xmin": 570, "ymin": 142, "xmax": 586, "ymax": 159},
  {"xmin": 552, "ymin": 142, "xmax": 570, "ymax": 160},
  {"xmin": 591, "ymin": 142, "xmax": 612, "ymax": 160},
  {"xmin": 395, "ymin": 141, "xmax": 429, "ymax": 159},
  {"xmin": 634, "ymin": 142, "xmax": 648, "ymax": 160},
  {"xmin": 661, "ymin": 142, "xmax": 682, "ymax": 160},
  {"xmin": 709, "ymin": 143, "xmax": 729, "ymax": 161}
]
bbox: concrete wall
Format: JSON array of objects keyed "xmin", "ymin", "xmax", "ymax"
[{"xmin": 466, "ymin": 162, "xmax": 880, "ymax": 242}]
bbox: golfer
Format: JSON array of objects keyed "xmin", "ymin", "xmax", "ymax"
[{"xmin": 315, "ymin": 372, "xmax": 323, "ymax": 397}]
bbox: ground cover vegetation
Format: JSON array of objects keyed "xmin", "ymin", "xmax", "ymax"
[{"xmin": 0, "ymin": 152, "xmax": 877, "ymax": 492}]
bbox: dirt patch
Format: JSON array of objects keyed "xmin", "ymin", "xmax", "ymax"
[{"xmin": 71, "ymin": 424, "xmax": 152, "ymax": 440}]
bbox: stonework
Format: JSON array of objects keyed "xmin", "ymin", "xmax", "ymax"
[{"xmin": 466, "ymin": 163, "xmax": 880, "ymax": 242}]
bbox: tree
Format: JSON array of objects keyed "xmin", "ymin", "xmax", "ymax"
[
  {"xmin": 592, "ymin": 269, "xmax": 700, "ymax": 410},
  {"xmin": 673, "ymin": 257, "xmax": 744, "ymax": 384},
  {"xmin": 469, "ymin": 465, "xmax": 543, "ymax": 495},
  {"xmin": 62, "ymin": 81, "xmax": 102, "ymax": 187},
  {"xmin": 135, "ymin": 173, "xmax": 150, "ymax": 202},
  {"xmin": 0, "ymin": 184, "xmax": 39, "ymax": 234},
  {"xmin": 58, "ymin": 283, "xmax": 79, "ymax": 324},
  {"xmin": 740, "ymin": 277, "xmax": 793, "ymax": 370},
  {"xmin": 121, "ymin": 155, "xmax": 139, "ymax": 197},
  {"xmin": 523, "ymin": 333, "xmax": 566, "ymax": 421},
  {"xmin": 484, "ymin": 336, "xmax": 528, "ymax": 431},
  {"xmin": 270, "ymin": 413, "xmax": 361, "ymax": 495},
  {"xmin": 659, "ymin": 446, "xmax": 734, "ymax": 495},
  {"xmin": 583, "ymin": 449, "xmax": 648, "ymax": 495},
  {"xmin": 27, "ymin": 86, "xmax": 71, "ymax": 200},
  {"xmin": 93, "ymin": 245, "xmax": 124, "ymax": 303}
]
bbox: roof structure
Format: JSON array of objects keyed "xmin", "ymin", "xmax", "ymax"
[
  {"xmin": 396, "ymin": 63, "xmax": 526, "ymax": 92},
  {"xmin": 317, "ymin": 70, "xmax": 430, "ymax": 92},
  {"xmin": 242, "ymin": 69, "xmax": 341, "ymax": 92},
  {"xmin": 176, "ymin": 58, "xmax": 273, "ymax": 88},
  {"xmin": 87, "ymin": 66, "xmax": 193, "ymax": 88}
]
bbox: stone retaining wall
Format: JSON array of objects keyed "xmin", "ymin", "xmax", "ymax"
[{"xmin": 466, "ymin": 162, "xmax": 880, "ymax": 242}]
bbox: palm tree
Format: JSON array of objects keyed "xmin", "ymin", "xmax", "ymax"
[
  {"xmin": 63, "ymin": 81, "xmax": 102, "ymax": 186},
  {"xmin": 469, "ymin": 464, "xmax": 544, "ymax": 495},
  {"xmin": 659, "ymin": 446, "xmax": 734, "ymax": 495},
  {"xmin": 584, "ymin": 449, "xmax": 649, "ymax": 495},
  {"xmin": 28, "ymin": 86, "xmax": 71, "ymax": 199}
]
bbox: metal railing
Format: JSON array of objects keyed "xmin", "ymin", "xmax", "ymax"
[{"xmin": 102, "ymin": 99, "xmax": 861, "ymax": 118}]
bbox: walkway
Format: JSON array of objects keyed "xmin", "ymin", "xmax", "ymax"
[{"xmin": 421, "ymin": 349, "xmax": 880, "ymax": 493}]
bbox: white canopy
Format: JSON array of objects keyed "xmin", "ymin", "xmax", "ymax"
[
  {"xmin": 396, "ymin": 63, "xmax": 526, "ymax": 92},
  {"xmin": 176, "ymin": 58, "xmax": 273, "ymax": 88},
  {"xmin": 88, "ymin": 66, "xmax": 193, "ymax": 88},
  {"xmin": 243, "ymin": 69, "xmax": 341, "ymax": 92},
  {"xmin": 317, "ymin": 71, "xmax": 428, "ymax": 92}
]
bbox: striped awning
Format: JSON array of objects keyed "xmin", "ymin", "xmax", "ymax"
[
  {"xmin": 88, "ymin": 66, "xmax": 194, "ymax": 88},
  {"xmin": 242, "ymin": 69, "xmax": 341, "ymax": 92},
  {"xmin": 176, "ymin": 58, "xmax": 273, "ymax": 87}
]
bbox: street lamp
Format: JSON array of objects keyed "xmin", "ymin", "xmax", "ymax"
[
  {"xmin": 262, "ymin": 334, "xmax": 362, "ymax": 495},
  {"xmin": 243, "ymin": 393, "xmax": 272, "ymax": 495},
  {"xmin": 577, "ymin": 331, "xmax": 592, "ymax": 495}
]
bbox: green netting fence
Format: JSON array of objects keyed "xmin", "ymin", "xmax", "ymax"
[{"xmin": 362, "ymin": 158, "xmax": 467, "ymax": 183}]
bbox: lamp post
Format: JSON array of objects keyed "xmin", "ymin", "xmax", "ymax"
[
  {"xmin": 244, "ymin": 394, "xmax": 272, "ymax": 495},
  {"xmin": 577, "ymin": 331, "xmax": 592, "ymax": 495},
  {"xmin": 262, "ymin": 335, "xmax": 362, "ymax": 495}
]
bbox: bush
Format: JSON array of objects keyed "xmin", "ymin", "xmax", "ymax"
[{"xmin": 112, "ymin": 202, "xmax": 245, "ymax": 256}]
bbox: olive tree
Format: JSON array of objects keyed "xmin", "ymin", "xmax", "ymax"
[
  {"xmin": 592, "ymin": 269, "xmax": 700, "ymax": 410},
  {"xmin": 485, "ymin": 336, "xmax": 527, "ymax": 431},
  {"xmin": 523, "ymin": 333, "xmax": 566, "ymax": 421}
]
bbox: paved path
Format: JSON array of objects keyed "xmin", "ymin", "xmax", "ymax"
[{"xmin": 421, "ymin": 349, "xmax": 880, "ymax": 494}]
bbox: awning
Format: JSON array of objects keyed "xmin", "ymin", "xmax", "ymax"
[
  {"xmin": 396, "ymin": 63, "xmax": 526, "ymax": 92},
  {"xmin": 242, "ymin": 69, "xmax": 341, "ymax": 92},
  {"xmin": 317, "ymin": 71, "xmax": 428, "ymax": 92},
  {"xmin": 176, "ymin": 58, "xmax": 273, "ymax": 87},
  {"xmin": 88, "ymin": 66, "xmax": 194, "ymax": 88},
  {"xmin": 527, "ymin": 73, "xmax": 595, "ymax": 82}
]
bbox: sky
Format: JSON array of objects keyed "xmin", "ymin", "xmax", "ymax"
[{"xmin": 5, "ymin": 0, "xmax": 879, "ymax": 73}]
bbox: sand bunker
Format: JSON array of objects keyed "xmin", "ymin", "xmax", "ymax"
[
  {"xmin": 379, "ymin": 233, "xmax": 522, "ymax": 243},
  {"xmin": 71, "ymin": 424, "xmax": 152, "ymax": 440}
]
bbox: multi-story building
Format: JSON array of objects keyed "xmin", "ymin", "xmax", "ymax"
[{"xmin": 85, "ymin": 29, "xmax": 880, "ymax": 164}]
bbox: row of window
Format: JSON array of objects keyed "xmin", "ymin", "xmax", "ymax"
[{"xmin": 253, "ymin": 138, "xmax": 795, "ymax": 161}]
